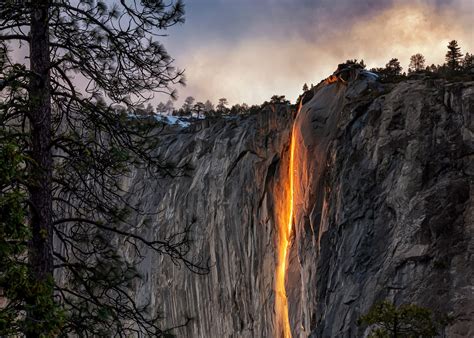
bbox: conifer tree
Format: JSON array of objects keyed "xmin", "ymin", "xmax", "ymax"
[
  {"xmin": 0, "ymin": 1, "xmax": 207, "ymax": 336},
  {"xmin": 445, "ymin": 40, "xmax": 463, "ymax": 71},
  {"xmin": 204, "ymin": 100, "xmax": 214, "ymax": 114},
  {"xmin": 385, "ymin": 58, "xmax": 402, "ymax": 76},
  {"xmin": 156, "ymin": 102, "xmax": 167, "ymax": 115},
  {"xmin": 165, "ymin": 99, "xmax": 175, "ymax": 115},
  {"xmin": 193, "ymin": 101, "xmax": 205, "ymax": 118},
  {"xmin": 216, "ymin": 98, "xmax": 229, "ymax": 114},
  {"xmin": 358, "ymin": 300, "xmax": 447, "ymax": 337},
  {"xmin": 463, "ymin": 53, "xmax": 474, "ymax": 71},
  {"xmin": 182, "ymin": 96, "xmax": 195, "ymax": 115}
]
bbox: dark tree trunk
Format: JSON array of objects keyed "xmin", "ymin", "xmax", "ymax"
[{"xmin": 27, "ymin": 1, "xmax": 53, "ymax": 336}]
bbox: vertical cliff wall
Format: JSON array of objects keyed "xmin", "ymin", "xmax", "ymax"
[
  {"xmin": 122, "ymin": 109, "xmax": 293, "ymax": 337},
  {"xmin": 289, "ymin": 76, "xmax": 473, "ymax": 338},
  {"xmin": 123, "ymin": 76, "xmax": 473, "ymax": 337}
]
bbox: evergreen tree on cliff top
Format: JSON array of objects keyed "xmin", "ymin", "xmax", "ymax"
[
  {"xmin": 0, "ymin": 0, "xmax": 208, "ymax": 336},
  {"xmin": 385, "ymin": 58, "xmax": 402, "ymax": 77},
  {"xmin": 463, "ymin": 53, "xmax": 474, "ymax": 71},
  {"xmin": 445, "ymin": 40, "xmax": 463, "ymax": 71}
]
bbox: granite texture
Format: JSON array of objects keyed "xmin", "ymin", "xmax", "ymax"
[{"xmin": 123, "ymin": 75, "xmax": 473, "ymax": 337}]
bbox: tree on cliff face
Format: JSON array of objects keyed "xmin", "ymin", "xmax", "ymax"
[
  {"xmin": 0, "ymin": 0, "xmax": 208, "ymax": 336},
  {"xmin": 446, "ymin": 40, "xmax": 463, "ymax": 71},
  {"xmin": 358, "ymin": 300, "xmax": 448, "ymax": 337}
]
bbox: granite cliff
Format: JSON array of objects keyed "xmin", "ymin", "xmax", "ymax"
[{"xmin": 124, "ymin": 73, "xmax": 473, "ymax": 337}]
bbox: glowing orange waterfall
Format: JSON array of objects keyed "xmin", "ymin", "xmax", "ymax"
[{"xmin": 275, "ymin": 128, "xmax": 296, "ymax": 338}]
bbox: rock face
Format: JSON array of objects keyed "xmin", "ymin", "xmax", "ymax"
[
  {"xmin": 125, "ymin": 75, "xmax": 473, "ymax": 337},
  {"xmin": 294, "ymin": 79, "xmax": 474, "ymax": 337},
  {"xmin": 313, "ymin": 79, "xmax": 474, "ymax": 337},
  {"xmin": 123, "ymin": 109, "xmax": 293, "ymax": 337},
  {"xmin": 290, "ymin": 75, "xmax": 473, "ymax": 337}
]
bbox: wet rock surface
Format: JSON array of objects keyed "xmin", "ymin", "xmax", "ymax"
[{"xmin": 124, "ymin": 75, "xmax": 473, "ymax": 337}]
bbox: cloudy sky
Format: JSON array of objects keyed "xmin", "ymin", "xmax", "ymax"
[{"xmin": 156, "ymin": 0, "xmax": 473, "ymax": 106}]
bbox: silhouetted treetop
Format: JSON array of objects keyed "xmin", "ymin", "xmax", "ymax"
[
  {"xmin": 409, "ymin": 53, "xmax": 426, "ymax": 72},
  {"xmin": 385, "ymin": 58, "xmax": 402, "ymax": 76},
  {"xmin": 446, "ymin": 40, "xmax": 463, "ymax": 71}
]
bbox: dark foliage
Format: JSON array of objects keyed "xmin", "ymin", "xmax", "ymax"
[
  {"xmin": 446, "ymin": 40, "xmax": 463, "ymax": 71},
  {"xmin": 358, "ymin": 300, "xmax": 451, "ymax": 338},
  {"xmin": 345, "ymin": 59, "xmax": 366, "ymax": 69},
  {"xmin": 0, "ymin": 0, "xmax": 208, "ymax": 336},
  {"xmin": 409, "ymin": 53, "xmax": 426, "ymax": 72},
  {"xmin": 367, "ymin": 40, "xmax": 473, "ymax": 83},
  {"xmin": 269, "ymin": 95, "xmax": 289, "ymax": 104},
  {"xmin": 370, "ymin": 58, "xmax": 404, "ymax": 82}
]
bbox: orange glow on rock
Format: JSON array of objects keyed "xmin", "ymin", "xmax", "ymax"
[
  {"xmin": 275, "ymin": 127, "xmax": 296, "ymax": 338},
  {"xmin": 324, "ymin": 74, "xmax": 339, "ymax": 84},
  {"xmin": 324, "ymin": 75, "xmax": 346, "ymax": 84}
]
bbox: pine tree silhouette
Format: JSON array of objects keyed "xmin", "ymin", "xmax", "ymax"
[{"xmin": 446, "ymin": 40, "xmax": 463, "ymax": 71}]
